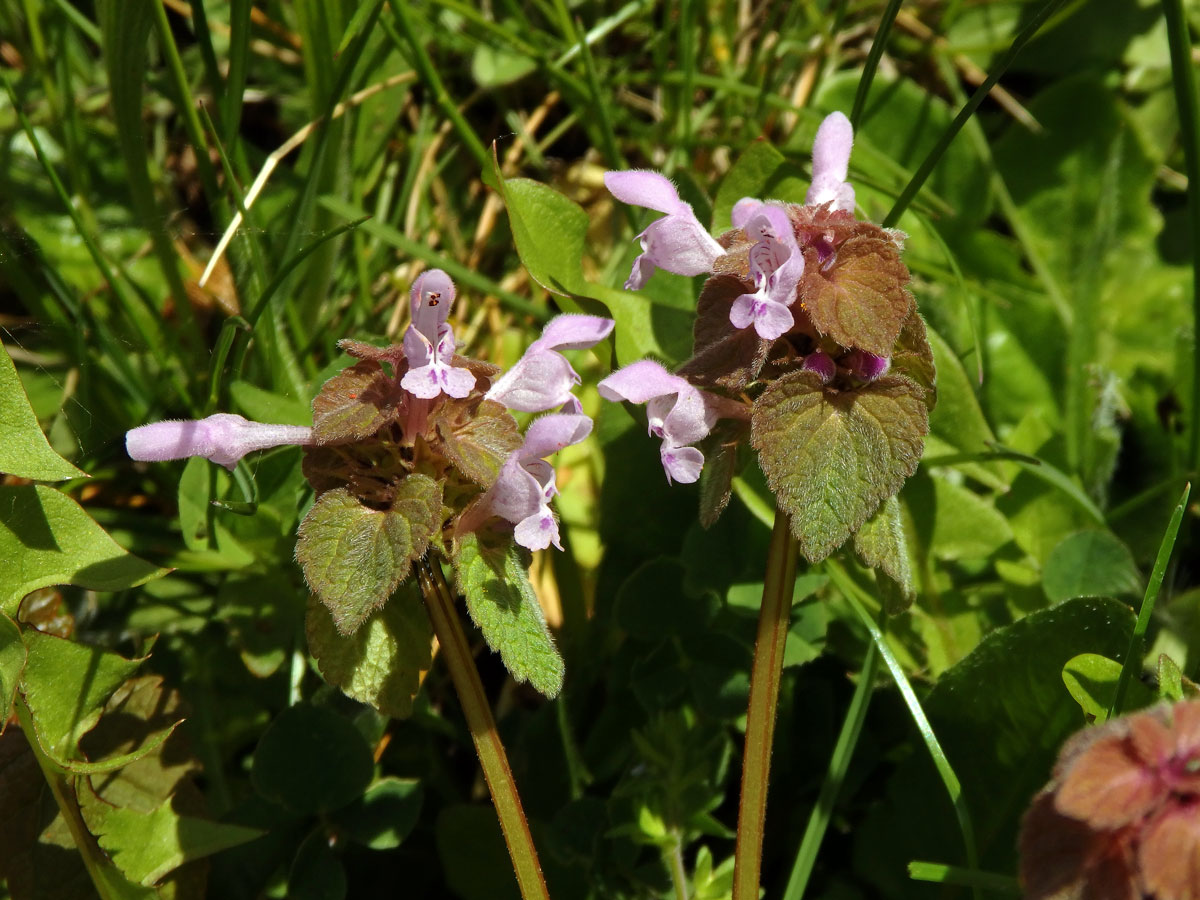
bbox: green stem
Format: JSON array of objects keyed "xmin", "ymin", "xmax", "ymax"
[
  {"xmin": 1108, "ymin": 482, "xmax": 1191, "ymax": 718},
  {"xmin": 732, "ymin": 505, "xmax": 799, "ymax": 900},
  {"xmin": 15, "ymin": 698, "xmax": 150, "ymax": 900},
  {"xmin": 666, "ymin": 830, "xmax": 690, "ymax": 900},
  {"xmin": 416, "ymin": 559, "xmax": 552, "ymax": 900},
  {"xmin": 782, "ymin": 643, "xmax": 880, "ymax": 900}
]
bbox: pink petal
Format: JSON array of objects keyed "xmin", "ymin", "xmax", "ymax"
[
  {"xmin": 515, "ymin": 509, "xmax": 561, "ymax": 551},
  {"xmin": 439, "ymin": 364, "xmax": 478, "ymax": 399},
  {"xmin": 660, "ymin": 444, "xmax": 704, "ymax": 485},
  {"xmin": 597, "ymin": 359, "xmax": 688, "ymax": 406},
  {"xmin": 811, "ymin": 111, "xmax": 853, "ymax": 184},
  {"xmin": 400, "ymin": 364, "xmax": 444, "ymax": 400},
  {"xmin": 410, "ymin": 269, "xmax": 455, "ymax": 342},
  {"xmin": 731, "ymin": 197, "xmax": 764, "ymax": 229},
  {"xmin": 486, "ymin": 348, "xmax": 577, "ymax": 413},
  {"xmin": 484, "ymin": 456, "xmax": 545, "ymax": 525},
  {"xmin": 1055, "ymin": 734, "xmax": 1167, "ymax": 829},
  {"xmin": 604, "ymin": 169, "xmax": 687, "ymax": 214},
  {"xmin": 126, "ymin": 414, "xmax": 311, "ymax": 471},
  {"xmin": 534, "ymin": 314, "xmax": 615, "ymax": 352},
  {"xmin": 521, "ymin": 413, "xmax": 593, "ymax": 460},
  {"xmin": 639, "ymin": 214, "xmax": 723, "ymax": 278}
]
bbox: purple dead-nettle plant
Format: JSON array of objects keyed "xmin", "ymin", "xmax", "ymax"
[
  {"xmin": 127, "ymin": 269, "xmax": 613, "ymax": 701},
  {"xmin": 601, "ymin": 111, "xmax": 936, "ymax": 596}
]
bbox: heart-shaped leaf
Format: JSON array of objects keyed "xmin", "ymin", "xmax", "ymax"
[
  {"xmin": 296, "ymin": 475, "xmax": 443, "ymax": 635},
  {"xmin": 752, "ymin": 370, "xmax": 928, "ymax": 561}
]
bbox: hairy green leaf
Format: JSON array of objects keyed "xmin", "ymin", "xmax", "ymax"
[
  {"xmin": 752, "ymin": 371, "xmax": 928, "ymax": 561},
  {"xmin": 853, "ymin": 495, "xmax": 914, "ymax": 612},
  {"xmin": 0, "ymin": 485, "xmax": 167, "ymax": 616},
  {"xmin": 312, "ymin": 360, "xmax": 402, "ymax": 443},
  {"xmin": 0, "ymin": 342, "xmax": 84, "ymax": 481},
  {"xmin": 890, "ymin": 309, "xmax": 937, "ymax": 407},
  {"xmin": 799, "ymin": 235, "xmax": 912, "ymax": 356},
  {"xmin": 19, "ymin": 632, "xmax": 178, "ymax": 773},
  {"xmin": 697, "ymin": 420, "xmax": 746, "ymax": 529},
  {"xmin": 434, "ymin": 399, "xmax": 523, "ymax": 487},
  {"xmin": 306, "ymin": 585, "xmax": 433, "ymax": 719},
  {"xmin": 296, "ymin": 476, "xmax": 442, "ymax": 635},
  {"xmin": 453, "ymin": 533, "xmax": 563, "ymax": 698}
]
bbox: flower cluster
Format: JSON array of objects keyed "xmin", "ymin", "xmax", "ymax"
[
  {"xmin": 597, "ymin": 112, "xmax": 932, "ymax": 566},
  {"xmin": 127, "ymin": 271, "xmax": 613, "ymax": 558},
  {"xmin": 1019, "ymin": 700, "xmax": 1200, "ymax": 900}
]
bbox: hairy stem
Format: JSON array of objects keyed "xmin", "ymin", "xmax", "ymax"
[
  {"xmin": 732, "ymin": 505, "xmax": 799, "ymax": 900},
  {"xmin": 417, "ymin": 558, "xmax": 551, "ymax": 900}
]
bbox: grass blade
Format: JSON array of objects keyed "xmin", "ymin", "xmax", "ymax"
[
  {"xmin": 850, "ymin": 0, "xmax": 903, "ymax": 129},
  {"xmin": 1108, "ymin": 482, "xmax": 1190, "ymax": 718},
  {"xmin": 828, "ymin": 561, "xmax": 981, "ymax": 900},
  {"xmin": 783, "ymin": 643, "xmax": 880, "ymax": 900},
  {"xmin": 908, "ymin": 861, "xmax": 1020, "ymax": 894},
  {"xmin": 882, "ymin": 0, "xmax": 1069, "ymax": 228}
]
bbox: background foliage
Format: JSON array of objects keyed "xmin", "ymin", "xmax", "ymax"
[{"xmin": 0, "ymin": 0, "xmax": 1196, "ymax": 897}]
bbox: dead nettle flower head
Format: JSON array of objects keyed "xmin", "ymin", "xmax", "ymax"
[
  {"xmin": 126, "ymin": 414, "xmax": 312, "ymax": 470},
  {"xmin": 1019, "ymin": 700, "xmax": 1200, "ymax": 900},
  {"xmin": 125, "ymin": 268, "xmax": 614, "ymax": 557},
  {"xmin": 597, "ymin": 360, "xmax": 743, "ymax": 485},
  {"xmin": 805, "ymin": 111, "xmax": 856, "ymax": 212},
  {"xmin": 486, "ymin": 314, "xmax": 616, "ymax": 414}
]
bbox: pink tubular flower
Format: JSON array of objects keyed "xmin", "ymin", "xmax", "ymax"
[
  {"xmin": 726, "ymin": 203, "xmax": 805, "ymax": 340},
  {"xmin": 598, "ymin": 360, "xmax": 740, "ymax": 485},
  {"xmin": 126, "ymin": 414, "xmax": 311, "ymax": 470},
  {"xmin": 464, "ymin": 413, "xmax": 593, "ymax": 551},
  {"xmin": 486, "ymin": 314, "xmax": 615, "ymax": 414},
  {"xmin": 400, "ymin": 269, "xmax": 475, "ymax": 400},
  {"xmin": 805, "ymin": 112, "xmax": 856, "ymax": 212},
  {"xmin": 603, "ymin": 170, "xmax": 724, "ymax": 290},
  {"xmin": 843, "ymin": 349, "xmax": 891, "ymax": 382}
]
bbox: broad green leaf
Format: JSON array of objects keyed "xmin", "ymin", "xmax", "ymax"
[
  {"xmin": 453, "ymin": 532, "xmax": 564, "ymax": 698},
  {"xmin": 799, "ymin": 235, "xmax": 913, "ymax": 357},
  {"xmin": 79, "ymin": 779, "xmax": 262, "ymax": 886},
  {"xmin": 433, "ymin": 399, "xmax": 523, "ymax": 487},
  {"xmin": 853, "ymin": 495, "xmax": 914, "ymax": 612},
  {"xmin": 296, "ymin": 476, "xmax": 442, "ymax": 635},
  {"xmin": 334, "ymin": 777, "xmax": 424, "ymax": 850},
  {"xmin": 1062, "ymin": 652, "xmax": 1156, "ymax": 719},
  {"xmin": 1043, "ymin": 530, "xmax": 1143, "ymax": 603},
  {"xmin": 0, "ymin": 485, "xmax": 167, "ymax": 617},
  {"xmin": 18, "ymin": 631, "xmax": 178, "ymax": 773},
  {"xmin": 0, "ymin": 614, "xmax": 25, "ymax": 732},
  {"xmin": 752, "ymin": 371, "xmax": 929, "ymax": 561},
  {"xmin": 0, "ymin": 341, "xmax": 84, "ymax": 481},
  {"xmin": 311, "ymin": 360, "xmax": 401, "ymax": 443},
  {"xmin": 436, "ymin": 804, "xmax": 521, "ymax": 900},
  {"xmin": 305, "ymin": 585, "xmax": 433, "ymax": 719},
  {"xmin": 251, "ymin": 704, "xmax": 374, "ymax": 815},
  {"xmin": 712, "ymin": 141, "xmax": 809, "ymax": 231},
  {"xmin": 230, "ymin": 380, "xmax": 313, "ymax": 426},
  {"xmin": 904, "ymin": 473, "xmax": 1013, "ymax": 562}
]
